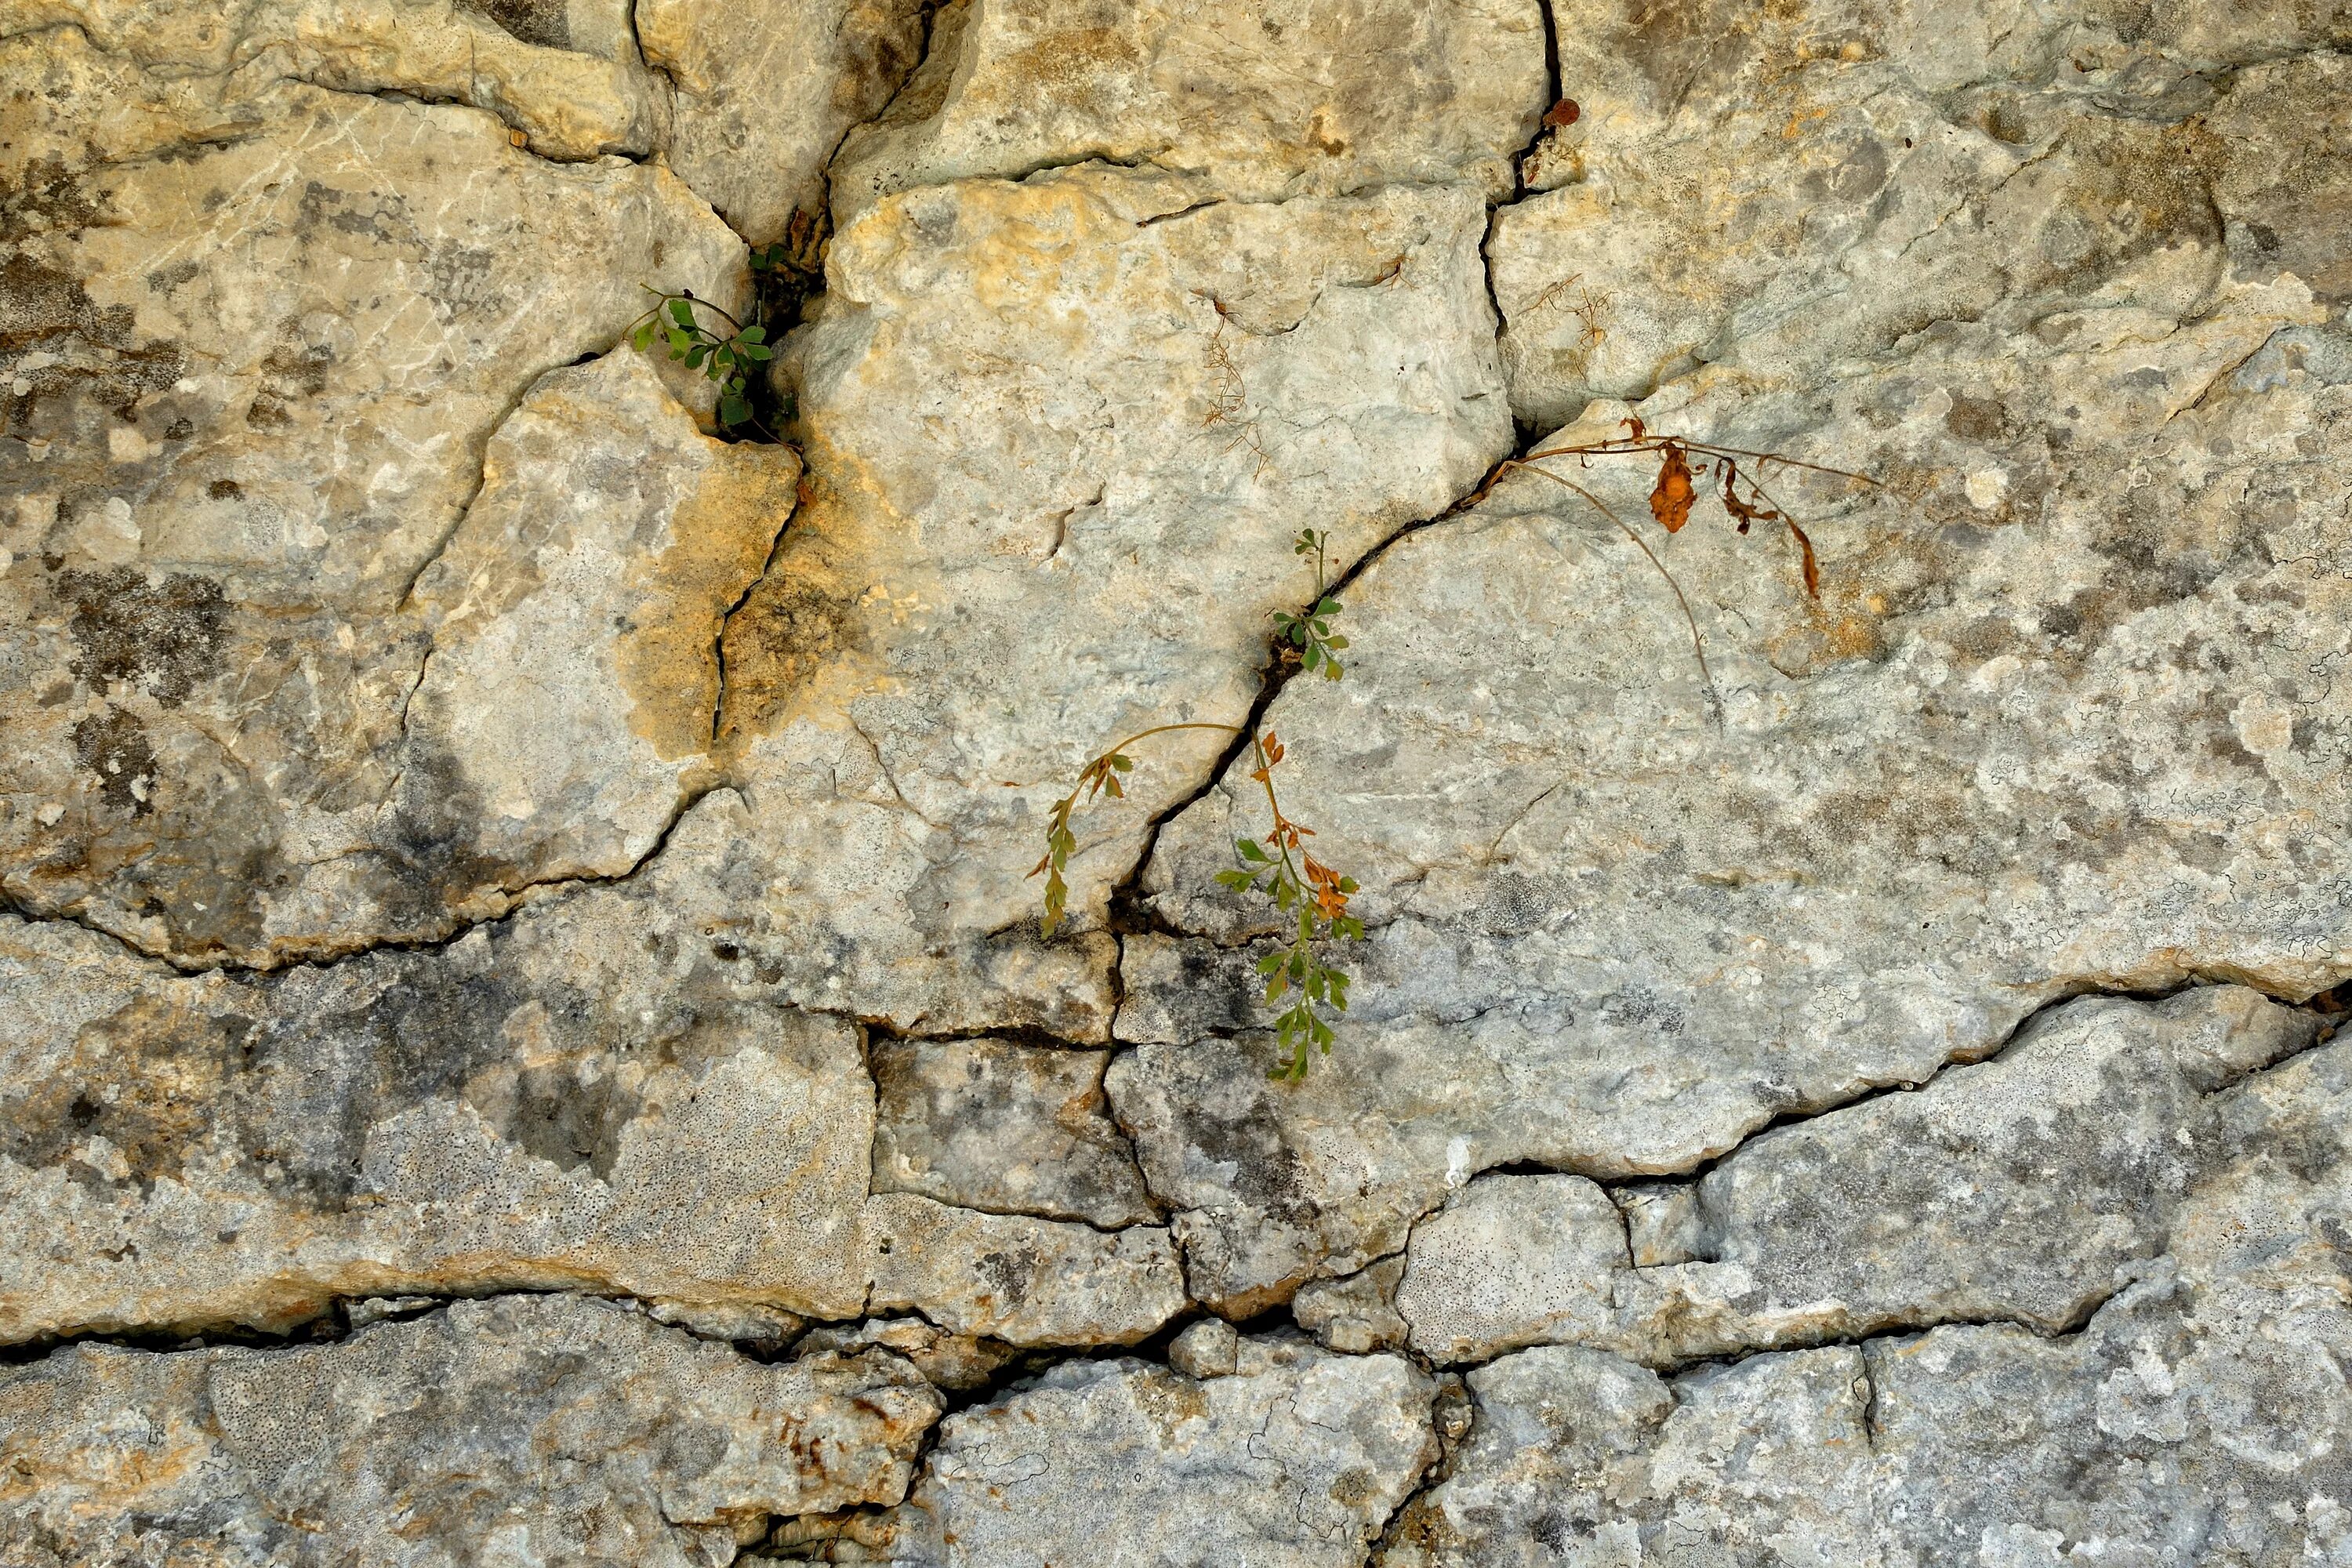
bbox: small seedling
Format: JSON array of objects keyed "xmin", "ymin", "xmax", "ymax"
[
  {"xmin": 1215, "ymin": 729, "xmax": 1362, "ymax": 1080},
  {"xmin": 1272, "ymin": 528, "xmax": 1348, "ymax": 680},
  {"xmin": 626, "ymin": 289, "xmax": 774, "ymax": 434}
]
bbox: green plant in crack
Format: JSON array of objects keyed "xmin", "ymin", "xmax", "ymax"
[
  {"xmin": 627, "ymin": 289, "xmax": 774, "ymax": 434},
  {"xmin": 1272, "ymin": 528, "xmax": 1348, "ymax": 680},
  {"xmin": 1216, "ymin": 728, "xmax": 1362, "ymax": 1080},
  {"xmin": 626, "ymin": 226, "xmax": 820, "ymax": 439},
  {"xmin": 1026, "ymin": 439, "xmax": 1875, "ymax": 1079},
  {"xmin": 1030, "ymin": 534, "xmax": 1363, "ymax": 1079}
]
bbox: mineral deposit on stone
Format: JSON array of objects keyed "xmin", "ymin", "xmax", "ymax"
[{"xmin": 704, "ymin": 165, "xmax": 1508, "ymax": 1036}]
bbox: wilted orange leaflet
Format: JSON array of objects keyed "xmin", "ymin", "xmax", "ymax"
[
  {"xmin": 1303, "ymin": 855, "xmax": 1351, "ymax": 920},
  {"xmin": 1649, "ymin": 442, "xmax": 1696, "ymax": 534}
]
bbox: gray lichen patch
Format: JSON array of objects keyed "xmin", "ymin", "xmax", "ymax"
[{"xmin": 871, "ymin": 1036, "xmax": 1160, "ymax": 1229}]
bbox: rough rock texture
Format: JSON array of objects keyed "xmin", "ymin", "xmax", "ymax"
[
  {"xmin": 0, "ymin": 894, "xmax": 1183, "ymax": 1348},
  {"xmin": 1294, "ymin": 1255, "xmax": 1411, "ymax": 1356},
  {"xmin": 637, "ymin": 0, "xmax": 927, "ymax": 244},
  {"xmin": 1381, "ymin": 1028, "xmax": 2352, "ymax": 1565},
  {"xmin": 5, "ymin": 0, "xmax": 2350, "ymax": 1556},
  {"xmin": 1383, "ymin": 988, "xmax": 2326, "ymax": 1365},
  {"xmin": 1393, "ymin": 1172, "xmax": 1629, "ymax": 1366},
  {"xmin": 895, "ymin": 1335, "xmax": 1437, "ymax": 1568},
  {"xmin": 399, "ymin": 351, "xmax": 799, "ymax": 889},
  {"xmin": 0, "ymin": 31, "xmax": 751, "ymax": 964},
  {"xmin": 871, "ymin": 1035, "xmax": 1159, "ymax": 1227},
  {"xmin": 0, "ymin": 1293, "xmax": 942, "ymax": 1566},
  {"xmin": 829, "ymin": 0, "xmax": 1548, "ymax": 216},
  {"xmin": 9, "ymin": 0, "xmax": 669, "ymax": 161},
  {"xmin": 706, "ymin": 165, "xmax": 1508, "ymax": 1036},
  {"xmin": 1494, "ymin": 1, "xmax": 2352, "ymax": 429},
  {"xmin": 1124, "ymin": 273, "xmax": 2352, "ymax": 1306}
]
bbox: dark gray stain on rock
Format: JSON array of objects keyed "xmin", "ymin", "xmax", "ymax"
[
  {"xmin": 60, "ymin": 568, "xmax": 229, "ymax": 708},
  {"xmin": 69, "ymin": 706, "xmax": 159, "ymax": 817},
  {"xmin": 468, "ymin": 0, "xmax": 572, "ymax": 52}
]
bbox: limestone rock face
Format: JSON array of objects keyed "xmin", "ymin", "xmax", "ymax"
[
  {"xmin": 15, "ymin": 0, "xmax": 668, "ymax": 161},
  {"xmin": 5, "ymin": 0, "xmax": 2350, "ymax": 1555},
  {"xmin": 0, "ymin": 889, "xmax": 1184, "ymax": 1348},
  {"xmin": 1494, "ymin": 0, "xmax": 2352, "ymax": 430},
  {"xmin": 0, "ymin": 897, "xmax": 879, "ymax": 1336},
  {"xmin": 637, "ymin": 0, "xmax": 928, "ymax": 243},
  {"xmin": 0, "ymin": 1294, "xmax": 942, "ymax": 1566},
  {"xmin": 700, "ymin": 165, "xmax": 1509, "ymax": 1036},
  {"xmin": 895, "ymin": 1335, "xmax": 1438, "ymax": 1568},
  {"xmin": 0, "ymin": 30, "xmax": 752, "ymax": 966},
  {"xmin": 1378, "ymin": 989, "xmax": 2325, "ymax": 1366},
  {"xmin": 1381, "ymin": 1029, "xmax": 2352, "ymax": 1566},
  {"xmin": 830, "ymin": 0, "xmax": 1548, "ymax": 216},
  {"xmin": 1127, "ymin": 267, "xmax": 2352, "ymax": 1306},
  {"xmin": 871, "ymin": 1035, "xmax": 1159, "ymax": 1228},
  {"xmin": 1392, "ymin": 1172, "xmax": 1629, "ymax": 1366},
  {"xmin": 398, "ymin": 351, "xmax": 798, "ymax": 891},
  {"xmin": 860, "ymin": 1192, "xmax": 1185, "ymax": 1346}
]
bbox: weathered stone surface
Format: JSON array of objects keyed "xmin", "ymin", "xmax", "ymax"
[
  {"xmin": 829, "ymin": 0, "xmax": 1548, "ymax": 216},
  {"xmin": 699, "ymin": 164, "xmax": 1508, "ymax": 1036},
  {"xmin": 1381, "ymin": 989, "xmax": 2323, "ymax": 1365},
  {"xmin": 1381, "ymin": 1342, "xmax": 1879, "ymax": 1567},
  {"xmin": 1394, "ymin": 1173, "xmax": 1628, "ymax": 1365},
  {"xmin": 0, "ymin": 30, "xmax": 750, "ymax": 965},
  {"xmin": 0, "ymin": 887, "xmax": 1178, "ymax": 1348},
  {"xmin": 871, "ymin": 1035, "xmax": 1157, "ymax": 1227},
  {"xmin": 1123, "ymin": 260, "xmax": 2352, "ymax": 1307},
  {"xmin": 1664, "ymin": 985, "xmax": 2318, "ymax": 1345},
  {"xmin": 793, "ymin": 1316, "xmax": 1019, "ymax": 1392},
  {"xmin": 0, "ymin": 1293, "xmax": 942, "ymax": 1566},
  {"xmin": 1384, "ymin": 1029, "xmax": 2352, "ymax": 1564},
  {"xmin": 0, "ymin": 895, "xmax": 877, "ymax": 1337},
  {"xmin": 398, "ymin": 350, "xmax": 797, "ymax": 891},
  {"xmin": 637, "ymin": 0, "xmax": 927, "ymax": 243},
  {"xmin": 1493, "ymin": 1, "xmax": 2352, "ymax": 430},
  {"xmin": 5, "ymin": 0, "xmax": 2350, "ymax": 1552},
  {"xmin": 895, "ymin": 1336, "xmax": 1438, "ymax": 1568},
  {"xmin": 862, "ymin": 1192, "xmax": 1185, "ymax": 1348},
  {"xmin": 1294, "ymin": 1254, "xmax": 1410, "ymax": 1356},
  {"xmin": 1167, "ymin": 1316, "xmax": 1238, "ymax": 1378},
  {"xmin": 11, "ymin": 0, "xmax": 666, "ymax": 160}
]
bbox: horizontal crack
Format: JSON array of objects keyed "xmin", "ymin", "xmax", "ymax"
[{"xmin": 3, "ymin": 774, "xmax": 741, "ymax": 978}]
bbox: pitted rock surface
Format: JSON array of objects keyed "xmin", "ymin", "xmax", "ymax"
[
  {"xmin": 0, "ymin": 1293, "xmax": 941, "ymax": 1566},
  {"xmin": 3, "ymin": 0, "xmax": 2348, "ymax": 1559}
]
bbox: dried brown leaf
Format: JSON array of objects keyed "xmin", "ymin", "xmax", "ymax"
[{"xmin": 1786, "ymin": 517, "xmax": 1820, "ymax": 597}]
